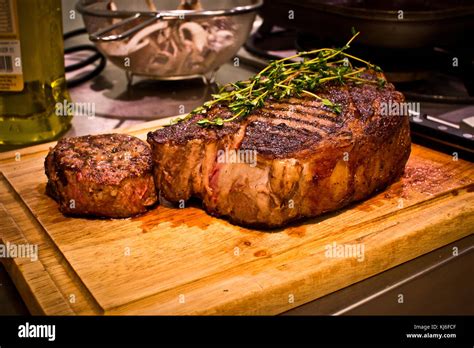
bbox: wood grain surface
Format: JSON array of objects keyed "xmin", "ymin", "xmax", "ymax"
[{"xmin": 0, "ymin": 118, "xmax": 473, "ymax": 315}]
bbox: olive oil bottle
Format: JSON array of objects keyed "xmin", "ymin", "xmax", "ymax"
[{"xmin": 0, "ymin": 0, "xmax": 72, "ymax": 149}]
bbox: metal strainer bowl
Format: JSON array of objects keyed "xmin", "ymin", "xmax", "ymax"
[{"xmin": 77, "ymin": 0, "xmax": 262, "ymax": 81}]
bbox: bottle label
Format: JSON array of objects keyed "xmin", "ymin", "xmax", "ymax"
[{"xmin": 0, "ymin": 0, "xmax": 23, "ymax": 91}]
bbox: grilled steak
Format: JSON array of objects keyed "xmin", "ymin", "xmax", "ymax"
[
  {"xmin": 45, "ymin": 134, "xmax": 157, "ymax": 218},
  {"xmin": 147, "ymin": 74, "xmax": 411, "ymax": 228}
]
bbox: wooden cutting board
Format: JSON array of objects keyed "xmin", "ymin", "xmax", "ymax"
[{"xmin": 0, "ymin": 118, "xmax": 473, "ymax": 315}]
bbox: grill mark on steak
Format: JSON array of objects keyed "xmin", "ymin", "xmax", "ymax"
[
  {"xmin": 239, "ymin": 121, "xmax": 321, "ymax": 157},
  {"xmin": 245, "ymin": 112, "xmax": 327, "ymax": 138},
  {"xmin": 268, "ymin": 101, "xmax": 342, "ymax": 122},
  {"xmin": 260, "ymin": 104, "xmax": 339, "ymax": 128}
]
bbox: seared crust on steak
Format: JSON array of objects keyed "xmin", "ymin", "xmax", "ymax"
[
  {"xmin": 148, "ymin": 73, "xmax": 411, "ymax": 228},
  {"xmin": 45, "ymin": 134, "xmax": 157, "ymax": 218}
]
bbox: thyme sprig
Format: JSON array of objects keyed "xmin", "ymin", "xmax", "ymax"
[{"xmin": 169, "ymin": 32, "xmax": 383, "ymax": 127}]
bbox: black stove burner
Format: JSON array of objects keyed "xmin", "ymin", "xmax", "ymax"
[{"xmin": 245, "ymin": 26, "xmax": 296, "ymax": 60}]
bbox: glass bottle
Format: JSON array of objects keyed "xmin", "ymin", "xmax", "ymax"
[{"xmin": 0, "ymin": 0, "xmax": 72, "ymax": 149}]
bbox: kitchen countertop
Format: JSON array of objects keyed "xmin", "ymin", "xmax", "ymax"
[{"xmin": 0, "ymin": 0, "xmax": 472, "ymax": 316}]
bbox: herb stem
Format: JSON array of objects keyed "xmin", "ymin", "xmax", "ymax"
[{"xmin": 168, "ymin": 31, "xmax": 383, "ymax": 127}]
